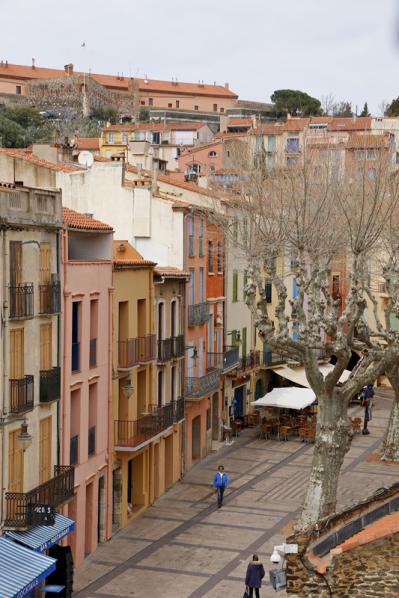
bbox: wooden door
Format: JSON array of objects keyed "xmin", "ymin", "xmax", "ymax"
[
  {"xmin": 40, "ymin": 243, "xmax": 51, "ymax": 283},
  {"xmin": 40, "ymin": 323, "xmax": 52, "ymax": 370},
  {"xmin": 10, "ymin": 241, "xmax": 22, "ymax": 285},
  {"xmin": 8, "ymin": 429, "xmax": 24, "ymax": 492},
  {"xmin": 10, "ymin": 328, "xmax": 24, "ymax": 379},
  {"xmin": 39, "ymin": 416, "xmax": 52, "ymax": 483}
]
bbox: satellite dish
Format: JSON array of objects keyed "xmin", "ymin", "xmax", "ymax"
[{"xmin": 78, "ymin": 151, "xmax": 94, "ymax": 168}]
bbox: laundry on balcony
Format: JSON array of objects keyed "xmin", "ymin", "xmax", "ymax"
[
  {"xmin": 5, "ymin": 514, "xmax": 75, "ymax": 553},
  {"xmin": 0, "ymin": 536, "xmax": 56, "ymax": 598}
]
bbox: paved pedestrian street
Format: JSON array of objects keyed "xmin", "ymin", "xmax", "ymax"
[{"xmin": 74, "ymin": 390, "xmax": 398, "ymax": 597}]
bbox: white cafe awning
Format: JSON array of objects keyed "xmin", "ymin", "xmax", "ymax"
[
  {"xmin": 270, "ymin": 363, "xmax": 350, "ymax": 388},
  {"xmin": 251, "ymin": 387, "xmax": 316, "ymax": 410}
]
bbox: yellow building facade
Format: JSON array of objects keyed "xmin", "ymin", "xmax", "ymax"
[{"xmin": 111, "ymin": 242, "xmax": 184, "ymax": 530}]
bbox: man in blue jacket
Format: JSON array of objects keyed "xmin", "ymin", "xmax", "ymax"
[{"xmin": 213, "ymin": 465, "xmax": 230, "ymax": 508}]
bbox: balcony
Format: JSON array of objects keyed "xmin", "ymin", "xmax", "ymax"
[
  {"xmin": 158, "ymin": 335, "xmax": 185, "ymax": 361},
  {"xmin": 4, "ymin": 465, "xmax": 75, "ymax": 530},
  {"xmin": 207, "ymin": 346, "xmax": 240, "ymax": 373},
  {"xmin": 40, "ymin": 367, "xmax": 60, "ymax": 403},
  {"xmin": 9, "ymin": 283, "xmax": 34, "ymax": 319},
  {"xmin": 115, "ymin": 397, "xmax": 185, "ymax": 449},
  {"xmin": 184, "ymin": 369, "xmax": 220, "ymax": 399},
  {"xmin": 118, "ymin": 335, "xmax": 156, "ymax": 368},
  {"xmin": 89, "ymin": 338, "xmax": 97, "ymax": 368},
  {"xmin": 39, "ymin": 281, "xmax": 61, "ymax": 315},
  {"xmin": 237, "ymin": 351, "xmax": 262, "ymax": 373},
  {"xmin": 9, "ymin": 375, "xmax": 34, "ymax": 414},
  {"xmin": 188, "ymin": 303, "xmax": 209, "ymax": 326},
  {"xmin": 262, "ymin": 351, "xmax": 286, "ymax": 367}
]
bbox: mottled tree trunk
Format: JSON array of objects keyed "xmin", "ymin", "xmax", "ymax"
[
  {"xmin": 381, "ymin": 370, "xmax": 399, "ymax": 461},
  {"xmin": 298, "ymin": 393, "xmax": 352, "ymax": 529}
]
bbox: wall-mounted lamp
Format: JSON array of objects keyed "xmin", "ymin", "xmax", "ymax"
[
  {"xmin": 122, "ymin": 378, "xmax": 134, "ymax": 399},
  {"xmin": 17, "ymin": 418, "xmax": 32, "ymax": 452},
  {"xmin": 185, "ymin": 346, "xmax": 198, "ymax": 361}
]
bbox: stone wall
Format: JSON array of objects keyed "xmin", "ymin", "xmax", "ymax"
[{"xmin": 286, "ymin": 481, "xmax": 399, "ymax": 597}]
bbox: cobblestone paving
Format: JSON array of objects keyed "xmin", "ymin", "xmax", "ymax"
[{"xmin": 74, "ymin": 391, "xmax": 398, "ymax": 597}]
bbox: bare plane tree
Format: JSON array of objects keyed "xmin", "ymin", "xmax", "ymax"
[{"xmin": 219, "ymin": 147, "xmax": 399, "ymax": 528}]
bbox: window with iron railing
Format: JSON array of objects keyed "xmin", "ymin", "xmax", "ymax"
[{"xmin": 208, "ymin": 241, "xmax": 213, "ymax": 273}]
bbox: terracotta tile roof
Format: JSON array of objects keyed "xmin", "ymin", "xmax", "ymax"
[
  {"xmin": 179, "ymin": 141, "xmax": 222, "ymax": 156},
  {"xmin": 328, "ymin": 116, "xmax": 372, "ymax": 131},
  {"xmin": 112, "ymin": 240, "xmax": 156, "ymax": 268},
  {"xmin": 0, "ymin": 63, "xmax": 238, "ymax": 98},
  {"xmin": 214, "ymin": 131, "xmax": 249, "ymax": 139},
  {"xmin": 0, "ymin": 148, "xmax": 82, "ymax": 172},
  {"xmin": 63, "ymin": 207, "xmax": 113, "ymax": 231},
  {"xmin": 227, "ymin": 117, "xmax": 253, "ymax": 127},
  {"xmin": 75, "ymin": 137, "xmax": 100, "ymax": 150},
  {"xmin": 93, "ymin": 155, "xmax": 113, "ymax": 162},
  {"xmin": 104, "ymin": 121, "xmax": 210, "ymax": 133},
  {"xmin": 154, "ymin": 266, "xmax": 190, "ymax": 278}
]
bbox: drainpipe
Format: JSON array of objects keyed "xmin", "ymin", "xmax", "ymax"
[
  {"xmin": 61, "ymin": 230, "xmax": 68, "ymax": 467},
  {"xmin": 106, "ymin": 282, "xmax": 114, "ymax": 540},
  {"xmin": 56, "ymin": 228, "xmax": 61, "ymax": 466},
  {"xmin": 181, "ymin": 213, "xmax": 189, "ymax": 475}
]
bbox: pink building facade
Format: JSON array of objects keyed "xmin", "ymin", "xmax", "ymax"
[{"xmin": 61, "ymin": 208, "xmax": 113, "ymax": 568}]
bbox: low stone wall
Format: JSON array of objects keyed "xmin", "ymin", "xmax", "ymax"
[{"xmin": 286, "ymin": 481, "xmax": 399, "ymax": 597}]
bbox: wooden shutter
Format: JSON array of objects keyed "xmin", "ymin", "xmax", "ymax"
[
  {"xmin": 232, "ymin": 271, "xmax": 238, "ymax": 302},
  {"xmin": 10, "ymin": 328, "xmax": 24, "ymax": 379},
  {"xmin": 10, "ymin": 241, "xmax": 22, "ymax": 285},
  {"xmin": 8, "ymin": 429, "xmax": 24, "ymax": 492},
  {"xmin": 241, "ymin": 327, "xmax": 247, "ymax": 357},
  {"xmin": 40, "ymin": 323, "xmax": 52, "ymax": 370},
  {"xmin": 40, "ymin": 243, "xmax": 51, "ymax": 283},
  {"xmin": 39, "ymin": 417, "xmax": 52, "ymax": 484},
  {"xmin": 243, "ymin": 270, "xmax": 248, "ymax": 301}
]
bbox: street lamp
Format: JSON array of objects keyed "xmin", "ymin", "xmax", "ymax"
[{"xmin": 17, "ymin": 418, "xmax": 32, "ymax": 452}]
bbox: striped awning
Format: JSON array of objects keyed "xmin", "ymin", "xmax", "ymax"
[
  {"xmin": 5, "ymin": 514, "xmax": 75, "ymax": 553},
  {"xmin": 0, "ymin": 536, "xmax": 56, "ymax": 598}
]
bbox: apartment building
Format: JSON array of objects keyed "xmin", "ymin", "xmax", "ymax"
[
  {"xmin": 0, "ymin": 182, "xmax": 76, "ymax": 590},
  {"xmin": 62, "ymin": 208, "xmax": 113, "ymax": 568},
  {"xmin": 112, "ymin": 242, "xmax": 185, "ymax": 530}
]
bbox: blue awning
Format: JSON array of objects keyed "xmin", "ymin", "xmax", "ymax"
[
  {"xmin": 5, "ymin": 514, "xmax": 75, "ymax": 553},
  {"xmin": 0, "ymin": 536, "xmax": 56, "ymax": 598}
]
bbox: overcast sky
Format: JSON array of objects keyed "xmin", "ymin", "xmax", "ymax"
[{"xmin": 2, "ymin": 0, "xmax": 398, "ymax": 115}]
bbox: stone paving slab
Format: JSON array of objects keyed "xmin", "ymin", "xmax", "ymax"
[{"xmin": 74, "ymin": 394, "xmax": 397, "ymax": 597}]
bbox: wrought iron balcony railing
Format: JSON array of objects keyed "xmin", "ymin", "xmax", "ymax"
[
  {"xmin": 9, "ymin": 283, "xmax": 34, "ymax": 319},
  {"xmin": 262, "ymin": 351, "xmax": 286, "ymax": 367},
  {"xmin": 39, "ymin": 281, "xmax": 61, "ymax": 315},
  {"xmin": 115, "ymin": 397, "xmax": 184, "ymax": 449},
  {"xmin": 4, "ymin": 465, "xmax": 75, "ymax": 529},
  {"xmin": 9, "ymin": 375, "xmax": 34, "ymax": 414},
  {"xmin": 188, "ymin": 303, "xmax": 209, "ymax": 326},
  {"xmin": 184, "ymin": 369, "xmax": 220, "ymax": 399},
  {"xmin": 237, "ymin": 351, "xmax": 262, "ymax": 372},
  {"xmin": 207, "ymin": 346, "xmax": 240, "ymax": 373},
  {"xmin": 158, "ymin": 335, "xmax": 185, "ymax": 361},
  {"xmin": 118, "ymin": 335, "xmax": 156, "ymax": 368},
  {"xmin": 40, "ymin": 367, "xmax": 60, "ymax": 403}
]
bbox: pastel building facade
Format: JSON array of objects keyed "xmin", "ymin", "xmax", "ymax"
[{"xmin": 62, "ymin": 208, "xmax": 113, "ymax": 568}]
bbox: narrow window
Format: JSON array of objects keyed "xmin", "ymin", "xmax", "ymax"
[
  {"xmin": 176, "ymin": 100, "xmax": 180, "ymax": 108},
  {"xmin": 148, "ymin": 97, "xmax": 153, "ymax": 106},
  {"xmin": 232, "ymin": 270, "xmax": 238, "ymax": 302},
  {"xmin": 217, "ymin": 241, "xmax": 222, "ymax": 272},
  {"xmin": 208, "ymin": 241, "xmax": 213, "ymax": 273},
  {"xmin": 213, "ymin": 104, "xmax": 218, "ymax": 112}
]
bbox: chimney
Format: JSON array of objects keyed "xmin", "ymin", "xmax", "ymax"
[
  {"xmin": 64, "ymin": 63, "xmax": 74, "ymax": 75},
  {"xmin": 32, "ymin": 58, "xmax": 35, "ymax": 70},
  {"xmin": 224, "ymin": 82, "xmax": 229, "ymax": 89}
]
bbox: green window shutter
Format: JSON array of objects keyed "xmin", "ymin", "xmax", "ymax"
[
  {"xmin": 243, "ymin": 270, "xmax": 248, "ymax": 301},
  {"xmin": 241, "ymin": 327, "xmax": 247, "ymax": 357},
  {"xmin": 232, "ymin": 270, "xmax": 238, "ymax": 302}
]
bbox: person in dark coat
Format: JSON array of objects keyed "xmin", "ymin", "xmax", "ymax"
[{"xmin": 245, "ymin": 554, "xmax": 265, "ymax": 598}]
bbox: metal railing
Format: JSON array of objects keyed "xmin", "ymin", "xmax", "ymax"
[
  {"xmin": 89, "ymin": 338, "xmax": 97, "ymax": 368},
  {"xmin": 40, "ymin": 367, "xmax": 60, "ymax": 403},
  {"xmin": 172, "ymin": 335, "xmax": 185, "ymax": 358},
  {"xmin": 115, "ymin": 397, "xmax": 184, "ymax": 448},
  {"xmin": 158, "ymin": 335, "xmax": 185, "ymax": 361},
  {"xmin": 9, "ymin": 283, "xmax": 34, "ymax": 319},
  {"xmin": 238, "ymin": 351, "xmax": 261, "ymax": 372},
  {"xmin": 262, "ymin": 351, "xmax": 286, "ymax": 367},
  {"xmin": 88, "ymin": 426, "xmax": 96, "ymax": 456},
  {"xmin": 70, "ymin": 435, "xmax": 79, "ymax": 465},
  {"xmin": 4, "ymin": 465, "xmax": 75, "ymax": 529},
  {"xmin": 188, "ymin": 303, "xmax": 209, "ymax": 326},
  {"xmin": 39, "ymin": 281, "xmax": 61, "ymax": 315},
  {"xmin": 119, "ymin": 335, "xmax": 156, "ymax": 368},
  {"xmin": 207, "ymin": 346, "xmax": 240, "ymax": 372},
  {"xmin": 184, "ymin": 369, "xmax": 220, "ymax": 398},
  {"xmin": 9, "ymin": 375, "xmax": 34, "ymax": 413}
]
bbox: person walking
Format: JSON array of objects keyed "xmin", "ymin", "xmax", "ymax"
[
  {"xmin": 245, "ymin": 554, "xmax": 265, "ymax": 598},
  {"xmin": 212, "ymin": 465, "xmax": 229, "ymax": 508},
  {"xmin": 361, "ymin": 383, "xmax": 374, "ymax": 435}
]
